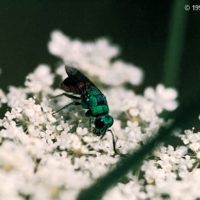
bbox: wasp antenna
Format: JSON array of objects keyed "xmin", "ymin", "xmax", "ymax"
[{"xmin": 108, "ymin": 129, "xmax": 119, "ymax": 155}]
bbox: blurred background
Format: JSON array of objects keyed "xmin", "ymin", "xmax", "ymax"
[{"xmin": 0, "ymin": 0, "xmax": 199, "ymax": 123}]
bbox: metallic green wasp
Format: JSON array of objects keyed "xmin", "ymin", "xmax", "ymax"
[{"xmin": 54, "ymin": 65, "xmax": 117, "ymax": 153}]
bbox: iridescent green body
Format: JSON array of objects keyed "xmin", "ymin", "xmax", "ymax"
[
  {"xmin": 81, "ymin": 86, "xmax": 113, "ymax": 135},
  {"xmin": 81, "ymin": 86, "xmax": 108, "ymax": 115}
]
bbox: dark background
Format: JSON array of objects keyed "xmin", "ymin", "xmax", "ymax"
[{"xmin": 0, "ymin": 0, "xmax": 200, "ymax": 118}]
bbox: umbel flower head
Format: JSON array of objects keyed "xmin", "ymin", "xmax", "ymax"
[
  {"xmin": 48, "ymin": 30, "xmax": 143, "ymax": 86},
  {"xmin": 1, "ymin": 31, "xmax": 198, "ymax": 200}
]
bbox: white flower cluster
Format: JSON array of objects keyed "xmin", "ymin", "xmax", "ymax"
[
  {"xmin": 25, "ymin": 64, "xmax": 54, "ymax": 94},
  {"xmin": 179, "ymin": 129, "xmax": 200, "ymax": 159},
  {"xmin": 48, "ymin": 30, "xmax": 143, "ymax": 86},
  {"xmin": 144, "ymin": 84, "xmax": 178, "ymax": 114},
  {"xmin": 0, "ymin": 31, "xmax": 196, "ymax": 200},
  {"xmin": 105, "ymin": 142, "xmax": 198, "ymax": 200}
]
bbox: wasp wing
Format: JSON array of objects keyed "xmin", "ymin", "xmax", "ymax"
[{"xmin": 61, "ymin": 65, "xmax": 98, "ymax": 95}]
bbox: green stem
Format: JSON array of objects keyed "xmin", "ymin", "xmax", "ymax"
[{"xmin": 163, "ymin": 0, "xmax": 188, "ymax": 87}]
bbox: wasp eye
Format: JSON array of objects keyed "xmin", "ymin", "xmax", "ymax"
[{"xmin": 95, "ymin": 118, "xmax": 105, "ymax": 129}]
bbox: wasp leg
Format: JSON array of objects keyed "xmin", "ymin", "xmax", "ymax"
[
  {"xmin": 53, "ymin": 101, "xmax": 81, "ymax": 115},
  {"xmin": 106, "ymin": 129, "xmax": 119, "ymax": 155},
  {"xmin": 85, "ymin": 110, "xmax": 93, "ymax": 132},
  {"xmin": 88, "ymin": 118, "xmax": 93, "ymax": 132},
  {"xmin": 52, "ymin": 93, "xmax": 81, "ymax": 100}
]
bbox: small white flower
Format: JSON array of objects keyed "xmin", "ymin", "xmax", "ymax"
[
  {"xmin": 144, "ymin": 84, "xmax": 178, "ymax": 113},
  {"xmin": 179, "ymin": 129, "xmax": 200, "ymax": 158},
  {"xmin": 25, "ymin": 64, "xmax": 54, "ymax": 93},
  {"xmin": 6, "ymin": 86, "xmax": 27, "ymax": 107},
  {"xmin": 100, "ymin": 61, "xmax": 143, "ymax": 86}
]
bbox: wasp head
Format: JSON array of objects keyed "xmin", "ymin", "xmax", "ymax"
[{"xmin": 94, "ymin": 115, "xmax": 114, "ymax": 136}]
